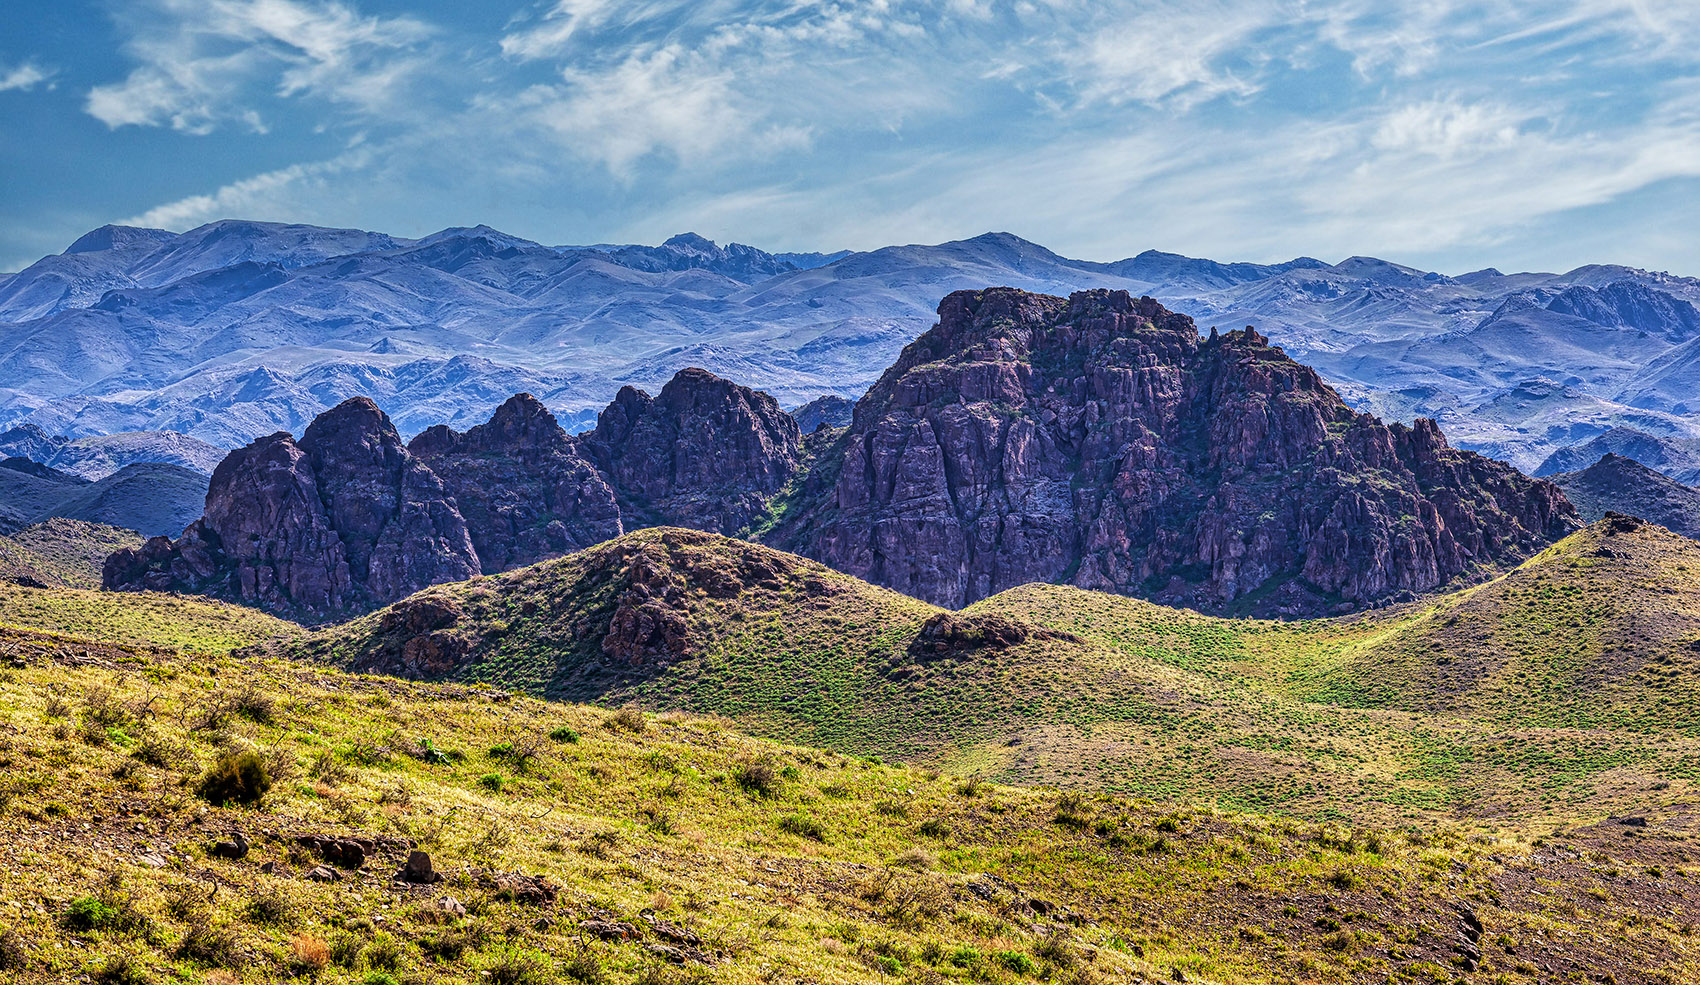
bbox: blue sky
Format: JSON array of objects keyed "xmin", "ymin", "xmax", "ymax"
[{"xmin": 3, "ymin": 0, "xmax": 1699, "ymax": 274}]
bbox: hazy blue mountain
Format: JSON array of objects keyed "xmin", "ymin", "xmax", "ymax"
[
  {"xmin": 4, "ymin": 220, "xmax": 1700, "ymax": 475},
  {"xmin": 0, "ymin": 424, "xmax": 224, "ymax": 480}
]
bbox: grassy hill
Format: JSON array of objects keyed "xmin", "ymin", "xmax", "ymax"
[
  {"xmin": 2, "ymin": 599, "xmax": 1698, "ymax": 983},
  {"xmin": 289, "ymin": 524, "xmax": 1700, "ymax": 831},
  {"xmin": 0, "ymin": 519, "xmax": 143, "ymax": 589}
]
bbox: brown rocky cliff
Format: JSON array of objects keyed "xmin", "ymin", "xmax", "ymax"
[
  {"xmin": 104, "ymin": 398, "xmax": 480, "ymax": 619},
  {"xmin": 582, "ymin": 368, "xmax": 802, "ymax": 535},
  {"xmin": 409, "ymin": 393, "xmax": 624, "ymax": 572},
  {"xmin": 768, "ymin": 287, "xmax": 1578, "ymax": 616}
]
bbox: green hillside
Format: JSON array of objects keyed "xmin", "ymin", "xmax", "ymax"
[
  {"xmin": 1, "ymin": 518, "xmax": 144, "ymax": 589},
  {"xmin": 291, "ymin": 523, "xmax": 1700, "ymax": 829},
  {"xmin": 2, "ymin": 615, "xmax": 1697, "ymax": 984}
]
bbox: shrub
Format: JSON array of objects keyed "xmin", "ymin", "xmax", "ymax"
[
  {"xmin": 291, "ymin": 934, "xmax": 331, "ymax": 971},
  {"xmin": 995, "ymin": 950, "xmax": 1037, "ymax": 974},
  {"xmin": 948, "ymin": 945, "xmax": 982, "ymax": 968},
  {"xmin": 548, "ymin": 725, "xmax": 580, "ymax": 743},
  {"xmin": 479, "ymin": 773, "xmax": 506, "ymax": 793},
  {"xmin": 176, "ymin": 923, "xmax": 240, "ymax": 966},
  {"xmin": 365, "ymin": 931, "xmax": 403, "ymax": 970},
  {"xmin": 605, "ymin": 707, "xmax": 647, "ymax": 733},
  {"xmin": 91, "ymin": 954, "xmax": 151, "ymax": 985},
  {"xmin": 329, "ymin": 934, "xmax": 365, "ymax": 968},
  {"xmin": 131, "ymin": 731, "xmax": 190, "ymax": 769},
  {"xmin": 777, "ymin": 813, "xmax": 827, "ymax": 842},
  {"xmin": 489, "ymin": 948, "xmax": 554, "ymax": 985},
  {"xmin": 735, "ymin": 757, "xmax": 778, "ymax": 797},
  {"xmin": 197, "ymin": 750, "xmax": 272, "ymax": 806},
  {"xmin": 245, "ymin": 886, "xmax": 293, "ymax": 927},
  {"xmin": 64, "ymin": 896, "xmax": 119, "ymax": 931},
  {"xmin": 230, "ymin": 685, "xmax": 277, "ymax": 724},
  {"xmin": 917, "ymin": 818, "xmax": 950, "ymax": 839}
]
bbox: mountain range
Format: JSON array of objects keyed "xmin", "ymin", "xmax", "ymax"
[
  {"xmin": 107, "ymin": 289, "xmax": 1575, "ymax": 621},
  {"xmin": 6, "ymin": 219, "xmax": 1700, "ymax": 479}
]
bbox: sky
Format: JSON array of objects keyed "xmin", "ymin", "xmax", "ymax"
[{"xmin": 2, "ymin": 0, "xmax": 1699, "ymax": 275}]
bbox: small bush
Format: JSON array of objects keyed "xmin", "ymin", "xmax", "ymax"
[
  {"xmin": 197, "ymin": 750, "xmax": 272, "ymax": 806},
  {"xmin": 777, "ymin": 813, "xmax": 827, "ymax": 842},
  {"xmin": 548, "ymin": 725, "xmax": 580, "ymax": 743},
  {"xmin": 995, "ymin": 950, "xmax": 1037, "ymax": 974},
  {"xmin": 131, "ymin": 731, "xmax": 190, "ymax": 769},
  {"xmin": 64, "ymin": 896, "xmax": 119, "ymax": 931},
  {"xmin": 917, "ymin": 818, "xmax": 950, "ymax": 839},
  {"xmin": 291, "ymin": 934, "xmax": 331, "ymax": 971},
  {"xmin": 949, "ymin": 945, "xmax": 982, "ymax": 968},
  {"xmin": 489, "ymin": 948, "xmax": 554, "ymax": 985},
  {"xmin": 91, "ymin": 954, "xmax": 151, "ymax": 985},
  {"xmin": 176, "ymin": 923, "xmax": 240, "ymax": 966},
  {"xmin": 329, "ymin": 934, "xmax": 365, "ymax": 968},
  {"xmin": 246, "ymin": 886, "xmax": 293, "ymax": 927},
  {"xmin": 735, "ymin": 758, "xmax": 778, "ymax": 797},
  {"xmin": 230, "ymin": 685, "xmax": 277, "ymax": 724},
  {"xmin": 605, "ymin": 707, "xmax": 647, "ymax": 733},
  {"xmin": 479, "ymin": 773, "xmax": 506, "ymax": 793},
  {"xmin": 365, "ymin": 931, "xmax": 404, "ymax": 970},
  {"xmin": 309, "ymin": 749, "xmax": 353, "ymax": 786}
]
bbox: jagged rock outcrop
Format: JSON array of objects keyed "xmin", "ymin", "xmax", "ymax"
[
  {"xmin": 104, "ymin": 398, "xmax": 480, "ymax": 618},
  {"xmin": 770, "ymin": 288, "xmax": 1579, "ymax": 616},
  {"xmin": 105, "ymin": 375, "xmax": 802, "ymax": 619},
  {"xmin": 582, "ymin": 368, "xmax": 802, "ymax": 535},
  {"xmin": 409, "ymin": 394, "xmax": 624, "ymax": 572}
]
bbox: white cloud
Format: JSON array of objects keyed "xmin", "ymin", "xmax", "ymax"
[
  {"xmin": 0, "ymin": 63, "xmax": 52, "ymax": 92},
  {"xmin": 500, "ymin": 0, "xmax": 620, "ymax": 59},
  {"xmin": 86, "ymin": 0, "xmax": 433, "ymax": 133},
  {"xmin": 119, "ymin": 152, "xmax": 368, "ymax": 229}
]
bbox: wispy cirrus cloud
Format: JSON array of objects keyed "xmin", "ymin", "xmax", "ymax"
[
  {"xmin": 15, "ymin": 0, "xmax": 1698, "ymax": 275},
  {"xmin": 85, "ymin": 0, "xmax": 434, "ymax": 134}
]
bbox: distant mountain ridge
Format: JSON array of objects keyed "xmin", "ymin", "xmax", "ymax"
[{"xmin": 5, "ymin": 219, "xmax": 1700, "ymax": 476}]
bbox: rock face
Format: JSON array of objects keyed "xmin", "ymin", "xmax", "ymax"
[
  {"xmin": 104, "ymin": 398, "xmax": 480, "ymax": 618},
  {"xmin": 582, "ymin": 368, "xmax": 802, "ymax": 535},
  {"xmin": 409, "ymin": 394, "xmax": 624, "ymax": 572},
  {"xmin": 771, "ymin": 288, "xmax": 1578, "ymax": 615},
  {"xmin": 105, "ymin": 374, "xmax": 802, "ymax": 619}
]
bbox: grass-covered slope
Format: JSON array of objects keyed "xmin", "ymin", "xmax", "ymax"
[
  {"xmin": 291, "ymin": 525, "xmax": 1700, "ymax": 829},
  {"xmin": 0, "ymin": 518, "xmax": 143, "ymax": 589},
  {"xmin": 4, "ymin": 619, "xmax": 1700, "ymax": 984},
  {"xmin": 0, "ymin": 581, "xmax": 299, "ymax": 653}
]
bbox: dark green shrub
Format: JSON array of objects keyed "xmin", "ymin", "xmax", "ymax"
[
  {"xmin": 995, "ymin": 950, "xmax": 1037, "ymax": 974},
  {"xmin": 197, "ymin": 750, "xmax": 272, "ymax": 805},
  {"xmin": 735, "ymin": 758, "xmax": 778, "ymax": 796},
  {"xmin": 64, "ymin": 896, "xmax": 119, "ymax": 931},
  {"xmin": 479, "ymin": 772, "xmax": 506, "ymax": 792},
  {"xmin": 245, "ymin": 886, "xmax": 293, "ymax": 926},
  {"xmin": 548, "ymin": 725, "xmax": 580, "ymax": 743}
]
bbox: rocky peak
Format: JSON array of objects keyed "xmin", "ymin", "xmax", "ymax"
[
  {"xmin": 584, "ymin": 367, "xmax": 802, "ymax": 535},
  {"xmin": 107, "ymin": 401, "xmax": 481, "ymax": 620},
  {"xmin": 408, "ymin": 394, "xmax": 623, "ymax": 574},
  {"xmin": 771, "ymin": 287, "xmax": 1577, "ymax": 615}
]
